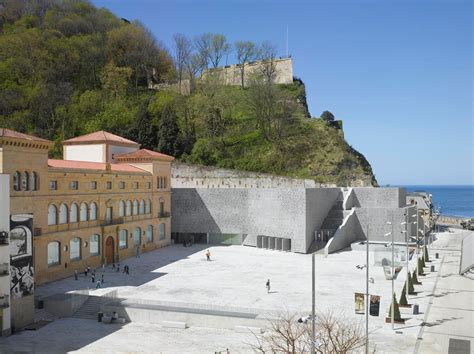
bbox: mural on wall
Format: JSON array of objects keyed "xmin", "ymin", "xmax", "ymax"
[{"xmin": 10, "ymin": 214, "xmax": 34, "ymax": 298}]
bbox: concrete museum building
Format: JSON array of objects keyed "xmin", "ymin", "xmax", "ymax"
[{"xmin": 0, "ymin": 128, "xmax": 173, "ymax": 330}]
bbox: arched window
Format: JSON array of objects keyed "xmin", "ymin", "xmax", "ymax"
[
  {"xmin": 80, "ymin": 202, "xmax": 88, "ymax": 222},
  {"xmin": 70, "ymin": 237, "xmax": 81, "ymax": 261},
  {"xmin": 69, "ymin": 203, "xmax": 78, "ymax": 223},
  {"xmin": 146, "ymin": 225, "xmax": 153, "ymax": 243},
  {"xmin": 159, "ymin": 223, "xmax": 165, "ymax": 240},
  {"xmin": 119, "ymin": 230, "xmax": 128, "ymax": 249},
  {"xmin": 145, "ymin": 199, "xmax": 151, "ymax": 214},
  {"xmin": 48, "ymin": 204, "xmax": 57, "ymax": 225},
  {"xmin": 126, "ymin": 200, "xmax": 132, "ymax": 216},
  {"xmin": 119, "ymin": 200, "xmax": 125, "ymax": 217},
  {"xmin": 90, "ymin": 234, "xmax": 100, "ymax": 256},
  {"xmin": 59, "ymin": 203, "xmax": 68, "ymax": 224},
  {"xmin": 139, "ymin": 200, "xmax": 145, "ymax": 215},
  {"xmin": 159, "ymin": 198, "xmax": 165, "ymax": 216},
  {"xmin": 47, "ymin": 241, "xmax": 60, "ymax": 266},
  {"xmin": 13, "ymin": 171, "xmax": 20, "ymax": 191},
  {"xmin": 132, "ymin": 200, "xmax": 138, "ymax": 216},
  {"xmin": 133, "ymin": 227, "xmax": 141, "ymax": 246},
  {"xmin": 89, "ymin": 202, "xmax": 97, "ymax": 221},
  {"xmin": 31, "ymin": 172, "xmax": 38, "ymax": 191},
  {"xmin": 22, "ymin": 171, "xmax": 29, "ymax": 190}
]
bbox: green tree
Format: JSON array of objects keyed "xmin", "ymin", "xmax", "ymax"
[
  {"xmin": 101, "ymin": 62, "xmax": 132, "ymax": 98},
  {"xmin": 399, "ymin": 283, "xmax": 408, "ymax": 305},
  {"xmin": 235, "ymin": 40, "xmax": 257, "ymax": 88},
  {"xmin": 388, "ymin": 292, "xmax": 401, "ymax": 320},
  {"xmin": 408, "ymin": 272, "xmax": 416, "ymax": 294},
  {"xmin": 418, "ymin": 258, "xmax": 425, "ymax": 276},
  {"xmin": 156, "ymin": 105, "xmax": 182, "ymax": 157},
  {"xmin": 424, "ymin": 245, "xmax": 430, "ymax": 262},
  {"xmin": 412, "ymin": 269, "xmax": 419, "ymax": 284},
  {"xmin": 321, "ymin": 110, "xmax": 335, "ymax": 122}
]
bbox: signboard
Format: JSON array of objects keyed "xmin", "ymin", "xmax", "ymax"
[
  {"xmin": 355, "ymin": 293, "xmax": 365, "ymax": 314},
  {"xmin": 10, "ymin": 214, "xmax": 34, "ymax": 298},
  {"xmin": 370, "ymin": 295, "xmax": 380, "ymax": 316}
]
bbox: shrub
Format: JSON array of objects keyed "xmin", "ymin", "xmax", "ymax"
[
  {"xmin": 399, "ymin": 283, "xmax": 408, "ymax": 305},
  {"xmin": 388, "ymin": 292, "xmax": 401, "ymax": 320}
]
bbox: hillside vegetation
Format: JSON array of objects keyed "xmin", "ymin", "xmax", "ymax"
[{"xmin": 0, "ymin": 0, "xmax": 377, "ymax": 186}]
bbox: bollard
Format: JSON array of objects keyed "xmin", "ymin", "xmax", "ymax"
[
  {"xmin": 435, "ymin": 253, "xmax": 439, "ymax": 259},
  {"xmin": 431, "ymin": 265, "xmax": 435, "ymax": 272},
  {"xmin": 413, "ymin": 304, "xmax": 419, "ymax": 315}
]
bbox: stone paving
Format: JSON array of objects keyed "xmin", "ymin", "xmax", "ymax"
[{"xmin": 0, "ymin": 229, "xmax": 470, "ymax": 353}]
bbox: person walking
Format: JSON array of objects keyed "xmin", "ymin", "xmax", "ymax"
[
  {"xmin": 84, "ymin": 267, "xmax": 87, "ymax": 277},
  {"xmin": 101, "ymin": 274, "xmax": 104, "ymax": 284},
  {"xmin": 74, "ymin": 270, "xmax": 78, "ymax": 281},
  {"xmin": 126, "ymin": 265, "xmax": 129, "ymax": 275},
  {"xmin": 136, "ymin": 245, "xmax": 140, "ymax": 258},
  {"xmin": 92, "ymin": 273, "xmax": 95, "ymax": 283},
  {"xmin": 206, "ymin": 249, "xmax": 211, "ymax": 261},
  {"xmin": 116, "ymin": 263, "xmax": 120, "ymax": 273},
  {"xmin": 266, "ymin": 279, "xmax": 271, "ymax": 293},
  {"xmin": 96, "ymin": 279, "xmax": 101, "ymax": 289}
]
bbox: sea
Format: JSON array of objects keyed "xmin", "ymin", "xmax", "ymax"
[{"xmin": 400, "ymin": 185, "xmax": 474, "ymax": 218}]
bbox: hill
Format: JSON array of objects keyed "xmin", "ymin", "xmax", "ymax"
[{"xmin": 0, "ymin": 0, "xmax": 377, "ymax": 186}]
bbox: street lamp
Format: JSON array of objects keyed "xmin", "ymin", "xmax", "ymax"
[{"xmin": 385, "ymin": 217, "xmax": 395, "ymax": 330}]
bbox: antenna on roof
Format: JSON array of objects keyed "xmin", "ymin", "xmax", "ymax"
[{"xmin": 286, "ymin": 25, "xmax": 289, "ymax": 57}]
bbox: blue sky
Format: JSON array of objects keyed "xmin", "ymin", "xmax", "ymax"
[{"xmin": 92, "ymin": 0, "xmax": 472, "ymax": 185}]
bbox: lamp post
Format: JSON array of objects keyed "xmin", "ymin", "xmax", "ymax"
[
  {"xmin": 385, "ymin": 216, "xmax": 395, "ymax": 330},
  {"xmin": 311, "ymin": 252, "xmax": 315, "ymax": 354}
]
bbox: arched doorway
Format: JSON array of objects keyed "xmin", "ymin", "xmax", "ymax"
[{"xmin": 105, "ymin": 236, "xmax": 114, "ymax": 264}]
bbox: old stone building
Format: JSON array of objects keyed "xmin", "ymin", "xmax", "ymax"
[{"xmin": 0, "ymin": 129, "xmax": 173, "ymax": 330}]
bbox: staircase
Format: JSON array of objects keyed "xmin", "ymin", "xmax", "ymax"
[
  {"xmin": 72, "ymin": 296, "xmax": 105, "ymax": 320},
  {"xmin": 309, "ymin": 190, "xmax": 351, "ymax": 253}
]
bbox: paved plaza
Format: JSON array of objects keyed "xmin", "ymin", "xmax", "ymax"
[{"xmin": 0, "ymin": 229, "xmax": 472, "ymax": 353}]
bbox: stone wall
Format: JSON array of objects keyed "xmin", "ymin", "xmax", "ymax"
[
  {"xmin": 201, "ymin": 58, "xmax": 293, "ymax": 87},
  {"xmin": 171, "ymin": 162, "xmax": 331, "ymax": 189},
  {"xmin": 171, "ymin": 188, "xmax": 308, "ymax": 253}
]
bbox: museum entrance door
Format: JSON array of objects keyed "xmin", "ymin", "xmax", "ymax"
[{"xmin": 105, "ymin": 236, "xmax": 114, "ymax": 264}]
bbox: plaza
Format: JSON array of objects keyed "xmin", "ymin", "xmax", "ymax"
[{"xmin": 1, "ymin": 227, "xmax": 471, "ymax": 352}]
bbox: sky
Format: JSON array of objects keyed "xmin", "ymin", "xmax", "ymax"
[{"xmin": 92, "ymin": 0, "xmax": 473, "ymax": 186}]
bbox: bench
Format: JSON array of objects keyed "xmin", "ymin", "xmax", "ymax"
[
  {"xmin": 235, "ymin": 325, "xmax": 264, "ymax": 334},
  {"xmin": 162, "ymin": 321, "xmax": 187, "ymax": 329}
]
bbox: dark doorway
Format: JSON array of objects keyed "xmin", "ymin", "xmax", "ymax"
[{"xmin": 105, "ymin": 236, "xmax": 114, "ymax": 264}]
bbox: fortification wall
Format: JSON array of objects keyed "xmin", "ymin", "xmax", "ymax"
[
  {"xmin": 171, "ymin": 162, "xmax": 328, "ymax": 189},
  {"xmin": 202, "ymin": 58, "xmax": 293, "ymax": 87}
]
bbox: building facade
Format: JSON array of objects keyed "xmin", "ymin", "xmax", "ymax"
[
  {"xmin": 0, "ymin": 129, "xmax": 173, "ymax": 329},
  {"xmin": 0, "ymin": 174, "xmax": 11, "ymax": 336}
]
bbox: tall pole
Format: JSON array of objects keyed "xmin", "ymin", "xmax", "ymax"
[
  {"xmin": 405, "ymin": 209, "xmax": 409, "ymax": 300},
  {"xmin": 365, "ymin": 225, "xmax": 369, "ymax": 354},
  {"xmin": 311, "ymin": 252, "xmax": 315, "ymax": 354},
  {"xmin": 416, "ymin": 206, "xmax": 419, "ymax": 255},
  {"xmin": 391, "ymin": 214, "xmax": 394, "ymax": 330}
]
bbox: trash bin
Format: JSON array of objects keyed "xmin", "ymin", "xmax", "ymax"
[
  {"xmin": 435, "ymin": 253, "xmax": 439, "ymax": 259},
  {"xmin": 98, "ymin": 312, "xmax": 103, "ymax": 322},
  {"xmin": 413, "ymin": 304, "xmax": 419, "ymax": 315},
  {"xmin": 430, "ymin": 265, "xmax": 435, "ymax": 272}
]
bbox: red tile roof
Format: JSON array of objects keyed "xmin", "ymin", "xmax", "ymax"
[
  {"xmin": 114, "ymin": 148, "xmax": 174, "ymax": 161},
  {"xmin": 48, "ymin": 159, "xmax": 149, "ymax": 174},
  {"xmin": 0, "ymin": 128, "xmax": 52, "ymax": 143},
  {"xmin": 63, "ymin": 131, "xmax": 139, "ymax": 146}
]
